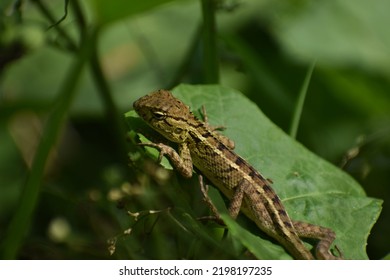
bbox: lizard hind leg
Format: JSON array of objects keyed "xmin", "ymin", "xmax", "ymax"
[{"xmin": 293, "ymin": 221, "xmax": 344, "ymax": 260}]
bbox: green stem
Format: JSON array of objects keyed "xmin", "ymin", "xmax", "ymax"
[
  {"xmin": 35, "ymin": 0, "xmax": 134, "ymax": 174},
  {"xmin": 70, "ymin": 0, "xmax": 87, "ymax": 40},
  {"xmin": 201, "ymin": 0, "xmax": 219, "ymax": 84},
  {"xmin": 32, "ymin": 0, "xmax": 77, "ymax": 51},
  {"xmin": 0, "ymin": 28, "xmax": 96, "ymax": 259},
  {"xmin": 289, "ymin": 61, "xmax": 316, "ymax": 139},
  {"xmin": 71, "ymin": 0, "xmax": 134, "ymax": 166},
  {"xmin": 89, "ymin": 42, "xmax": 136, "ymax": 166}
]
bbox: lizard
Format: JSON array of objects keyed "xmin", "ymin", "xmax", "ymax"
[{"xmin": 133, "ymin": 89, "xmax": 343, "ymax": 260}]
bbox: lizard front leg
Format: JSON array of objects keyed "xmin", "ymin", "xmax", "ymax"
[{"xmin": 138, "ymin": 142, "xmax": 193, "ymax": 178}]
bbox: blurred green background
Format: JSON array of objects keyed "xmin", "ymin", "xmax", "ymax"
[{"xmin": 0, "ymin": 0, "xmax": 389, "ymax": 259}]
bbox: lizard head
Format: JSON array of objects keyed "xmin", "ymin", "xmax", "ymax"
[{"xmin": 133, "ymin": 90, "xmax": 194, "ymax": 143}]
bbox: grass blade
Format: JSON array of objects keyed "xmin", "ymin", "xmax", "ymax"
[{"xmin": 289, "ymin": 61, "xmax": 316, "ymax": 139}]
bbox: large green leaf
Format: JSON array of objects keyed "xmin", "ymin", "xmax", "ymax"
[{"xmin": 126, "ymin": 84, "xmax": 382, "ymax": 259}]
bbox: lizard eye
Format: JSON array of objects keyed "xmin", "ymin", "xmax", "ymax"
[
  {"xmin": 174, "ymin": 128, "xmax": 183, "ymax": 134},
  {"xmin": 152, "ymin": 111, "xmax": 166, "ymax": 120}
]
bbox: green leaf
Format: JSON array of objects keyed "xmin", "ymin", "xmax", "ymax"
[
  {"xmin": 271, "ymin": 0, "xmax": 390, "ymax": 72},
  {"xmin": 125, "ymin": 84, "xmax": 382, "ymax": 259}
]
